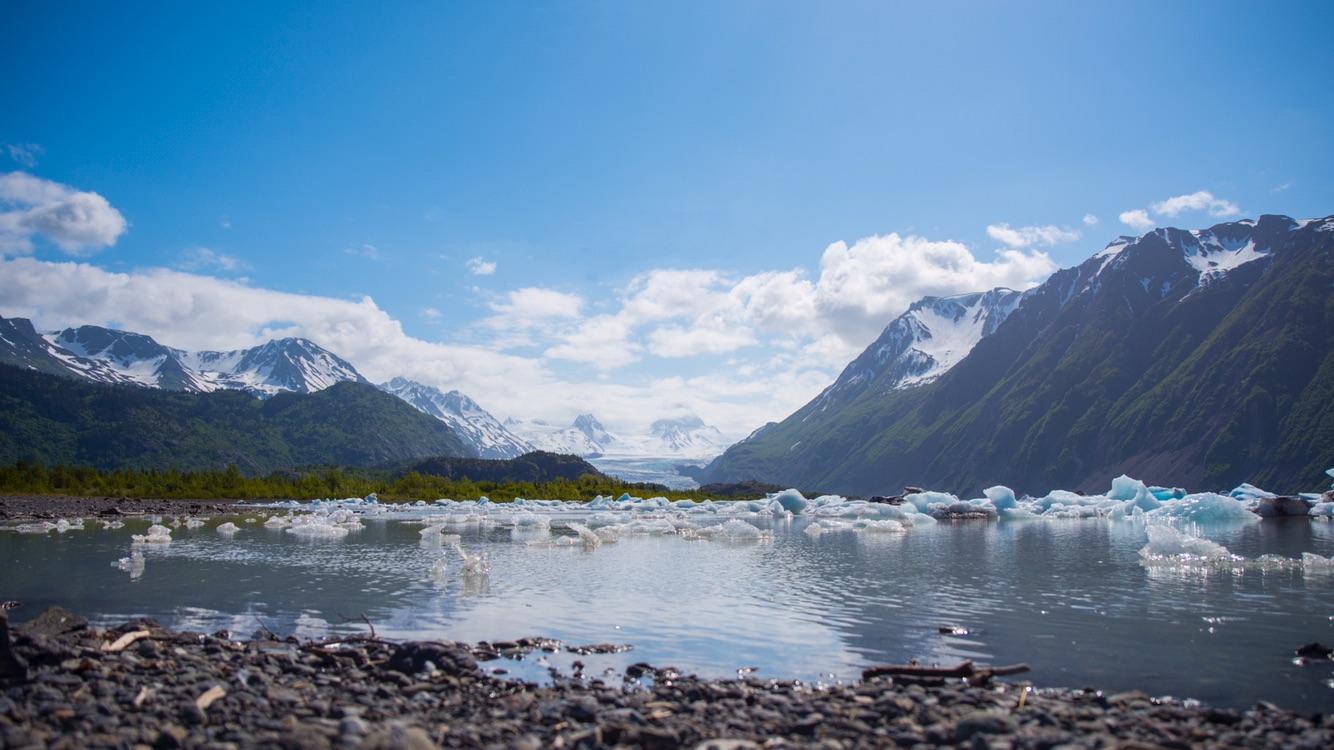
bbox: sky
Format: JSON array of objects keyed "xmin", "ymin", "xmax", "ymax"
[{"xmin": 2, "ymin": 1, "xmax": 1333, "ymax": 438}]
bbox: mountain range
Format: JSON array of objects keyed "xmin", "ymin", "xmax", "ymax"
[
  {"xmin": 701, "ymin": 215, "xmax": 1334, "ymax": 495},
  {"xmin": 0, "ymin": 316, "xmax": 732, "ymax": 466},
  {"xmin": 0, "ymin": 363, "xmax": 471, "ymax": 472}
]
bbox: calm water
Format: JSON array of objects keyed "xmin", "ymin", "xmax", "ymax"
[{"xmin": 3, "ymin": 509, "xmax": 1333, "ymax": 712}]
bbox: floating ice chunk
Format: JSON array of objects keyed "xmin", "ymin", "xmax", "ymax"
[
  {"xmin": 286, "ymin": 523, "xmax": 349, "ymax": 539},
  {"xmin": 1130, "ymin": 484, "xmax": 1161, "ymax": 512},
  {"xmin": 1108, "ymin": 474, "xmax": 1145, "ymax": 501},
  {"xmin": 771, "ymin": 489, "xmax": 809, "ymax": 515},
  {"xmin": 16, "ymin": 521, "xmax": 57, "ymax": 534},
  {"xmin": 216, "ymin": 522, "xmax": 240, "ymax": 535},
  {"xmin": 1303, "ymin": 553, "xmax": 1334, "ymax": 574},
  {"xmin": 113, "ymin": 551, "xmax": 145, "ymax": 579},
  {"xmin": 905, "ymin": 491, "xmax": 957, "ymax": 514},
  {"xmin": 1149, "ymin": 486, "xmax": 1185, "ymax": 501},
  {"xmin": 803, "ymin": 522, "xmax": 825, "ymax": 537},
  {"xmin": 184, "ymin": 517, "xmax": 206, "ymax": 529},
  {"xmin": 99, "ymin": 519, "xmax": 125, "ymax": 530},
  {"xmin": 1229, "ymin": 482, "xmax": 1276, "ymax": 504},
  {"xmin": 442, "ymin": 536, "xmax": 490, "ymax": 575},
  {"xmin": 983, "ymin": 486, "xmax": 1017, "ymax": 511},
  {"xmin": 1145, "ymin": 493, "xmax": 1259, "ymax": 525},
  {"xmin": 1138, "ymin": 525, "xmax": 1232, "ymax": 561},
  {"xmin": 696, "ymin": 519, "xmax": 769, "ymax": 541},
  {"xmin": 131, "ymin": 524, "xmax": 173, "ymax": 545},
  {"xmin": 1310, "ymin": 502, "xmax": 1334, "ymax": 519},
  {"xmin": 285, "ymin": 513, "xmax": 351, "ymax": 539},
  {"xmin": 264, "ymin": 516, "xmax": 291, "ymax": 528},
  {"xmin": 564, "ymin": 522, "xmax": 603, "ymax": 548}
]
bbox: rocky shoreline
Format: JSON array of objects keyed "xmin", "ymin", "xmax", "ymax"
[
  {"xmin": 0, "ymin": 496, "xmax": 237, "ymax": 523},
  {"xmin": 0, "ymin": 608, "xmax": 1328, "ymax": 750}
]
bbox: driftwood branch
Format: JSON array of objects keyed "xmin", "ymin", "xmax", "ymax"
[{"xmin": 862, "ymin": 660, "xmax": 1030, "ymax": 684}]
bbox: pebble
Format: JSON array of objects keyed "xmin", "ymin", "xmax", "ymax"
[{"xmin": 0, "ymin": 607, "xmax": 1327, "ymax": 750}]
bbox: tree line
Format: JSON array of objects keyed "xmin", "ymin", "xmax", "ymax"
[{"xmin": 0, "ymin": 461, "xmax": 714, "ymax": 502}]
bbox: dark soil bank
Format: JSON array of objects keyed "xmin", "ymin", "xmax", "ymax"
[
  {"xmin": 0, "ymin": 496, "xmax": 236, "ymax": 522},
  {"xmin": 1, "ymin": 608, "xmax": 1329, "ymax": 749}
]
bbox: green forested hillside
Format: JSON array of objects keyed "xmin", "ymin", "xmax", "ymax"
[
  {"xmin": 0, "ymin": 364, "xmax": 475, "ymax": 472},
  {"xmin": 704, "ymin": 217, "xmax": 1334, "ymax": 496}
]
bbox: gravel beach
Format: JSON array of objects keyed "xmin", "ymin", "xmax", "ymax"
[
  {"xmin": 0, "ymin": 496, "xmax": 237, "ymax": 523},
  {"xmin": 0, "ymin": 607, "xmax": 1328, "ymax": 750}
]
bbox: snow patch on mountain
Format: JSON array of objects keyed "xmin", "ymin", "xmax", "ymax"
[
  {"xmin": 808, "ymin": 287, "xmax": 1023, "ymax": 415},
  {"xmin": 506, "ymin": 414, "xmax": 615, "ymax": 456},
  {"xmin": 380, "ymin": 378, "xmax": 531, "ymax": 459},
  {"xmin": 0, "ymin": 319, "xmax": 369, "ymax": 397}
]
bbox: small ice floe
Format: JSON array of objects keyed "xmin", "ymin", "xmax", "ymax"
[
  {"xmin": 184, "ymin": 517, "xmax": 206, "ymax": 529},
  {"xmin": 1303, "ymin": 553, "xmax": 1334, "ymax": 575},
  {"xmin": 1144, "ymin": 493, "xmax": 1260, "ymax": 525},
  {"xmin": 263, "ymin": 515, "xmax": 291, "ymax": 529},
  {"xmin": 285, "ymin": 512, "xmax": 351, "ymax": 539},
  {"xmin": 445, "ymin": 536, "xmax": 490, "ymax": 576},
  {"xmin": 99, "ymin": 519, "xmax": 125, "ymax": 530},
  {"xmin": 113, "ymin": 551, "xmax": 145, "ymax": 579},
  {"xmin": 216, "ymin": 522, "xmax": 240, "ymax": 535},
  {"xmin": 1138, "ymin": 526, "xmax": 1309, "ymax": 573},
  {"xmin": 131, "ymin": 524, "xmax": 173, "ymax": 546},
  {"xmin": 16, "ymin": 521, "xmax": 57, "ymax": 534},
  {"xmin": 693, "ymin": 519, "xmax": 770, "ymax": 542},
  {"xmin": 243, "ymin": 517, "xmax": 257, "ymax": 523},
  {"xmin": 562, "ymin": 522, "xmax": 603, "ymax": 548}
]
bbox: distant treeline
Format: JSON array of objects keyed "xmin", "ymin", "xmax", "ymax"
[{"xmin": 0, "ymin": 461, "xmax": 718, "ymax": 502}]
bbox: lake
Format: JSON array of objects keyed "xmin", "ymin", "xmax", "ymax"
[{"xmin": 3, "ymin": 497, "xmax": 1332, "ymax": 713}]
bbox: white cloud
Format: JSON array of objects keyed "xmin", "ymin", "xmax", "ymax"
[
  {"xmin": 177, "ymin": 246, "xmax": 246, "ymax": 273},
  {"xmin": 648, "ymin": 316, "xmax": 757, "ymax": 357},
  {"xmin": 985, "ymin": 223, "xmax": 1080, "ymax": 248},
  {"xmin": 422, "ymin": 307, "xmax": 443, "ymax": 320},
  {"xmin": 1120, "ymin": 190, "xmax": 1242, "ymax": 234},
  {"xmin": 1082, "ymin": 213, "xmax": 1098, "ymax": 226},
  {"xmin": 466, "ymin": 256, "xmax": 496, "ymax": 275},
  {"xmin": 1119, "ymin": 209, "xmax": 1155, "ymax": 231},
  {"xmin": 343, "ymin": 243, "xmax": 380, "ymax": 260},
  {"xmin": 0, "ymin": 171, "xmax": 128, "ymax": 255},
  {"xmin": 1271, "ymin": 181, "xmax": 1292, "ymax": 193},
  {"xmin": 0, "ymin": 223, "xmax": 1061, "ymax": 439},
  {"xmin": 1151, "ymin": 190, "xmax": 1240, "ymax": 218},
  {"xmin": 494, "ymin": 287, "xmax": 583, "ymax": 319},
  {"xmin": 541, "ymin": 232, "xmax": 1056, "ymax": 368},
  {"xmin": 4, "ymin": 144, "xmax": 44, "ymax": 168}
]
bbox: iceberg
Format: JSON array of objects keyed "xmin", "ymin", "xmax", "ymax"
[
  {"xmin": 1138, "ymin": 525, "xmax": 1232, "ymax": 561},
  {"xmin": 771, "ymin": 489, "xmax": 809, "ymax": 515},
  {"xmin": 216, "ymin": 522, "xmax": 240, "ymax": 535},
  {"xmin": 131, "ymin": 524, "xmax": 173, "ymax": 545},
  {"xmin": 1144, "ymin": 493, "xmax": 1259, "ymax": 525},
  {"xmin": 983, "ymin": 486, "xmax": 1017, "ymax": 511}
]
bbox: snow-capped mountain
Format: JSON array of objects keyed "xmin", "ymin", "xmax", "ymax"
[
  {"xmin": 808, "ymin": 287, "xmax": 1023, "ymax": 415},
  {"xmin": 379, "ymin": 377, "xmax": 532, "ymax": 459},
  {"xmin": 0, "ymin": 319, "xmax": 368, "ymax": 397},
  {"xmin": 704, "ymin": 214, "xmax": 1334, "ymax": 494},
  {"xmin": 648, "ymin": 413, "xmax": 726, "ymax": 456},
  {"xmin": 506, "ymin": 414, "xmax": 616, "ymax": 456}
]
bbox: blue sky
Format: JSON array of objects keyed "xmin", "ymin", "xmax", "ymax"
[{"xmin": 2, "ymin": 1, "xmax": 1332, "ymax": 435}]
